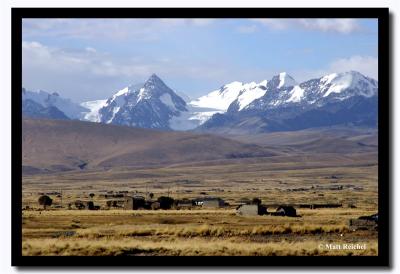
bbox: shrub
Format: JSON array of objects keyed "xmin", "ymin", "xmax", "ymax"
[{"xmin": 38, "ymin": 195, "xmax": 52, "ymax": 209}]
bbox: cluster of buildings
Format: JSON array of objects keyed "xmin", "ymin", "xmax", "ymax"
[{"xmin": 123, "ymin": 196, "xmax": 226, "ymax": 210}]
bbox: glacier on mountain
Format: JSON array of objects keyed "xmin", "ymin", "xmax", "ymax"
[
  {"xmin": 80, "ymin": 99, "xmax": 107, "ymax": 122},
  {"xmin": 75, "ymin": 70, "xmax": 377, "ymax": 131}
]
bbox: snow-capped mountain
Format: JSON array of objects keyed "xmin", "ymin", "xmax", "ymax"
[
  {"xmin": 190, "ymin": 80, "xmax": 269, "ymax": 111},
  {"xmin": 200, "ymin": 71, "xmax": 378, "ymax": 133},
  {"xmin": 277, "ymin": 72, "xmax": 297, "ymax": 89},
  {"xmin": 78, "ymin": 72, "xmax": 304, "ymax": 131},
  {"xmin": 178, "ymin": 79, "xmax": 270, "ymax": 128},
  {"xmin": 227, "ymin": 72, "xmax": 299, "ymax": 112},
  {"xmin": 22, "ymin": 88, "xmax": 88, "ymax": 120},
  {"xmin": 30, "ymin": 71, "xmax": 377, "ymax": 133},
  {"xmin": 81, "ymin": 74, "xmax": 230, "ymax": 131},
  {"xmin": 245, "ymin": 71, "xmax": 377, "ymax": 111},
  {"xmin": 22, "ymin": 98, "xmax": 70, "ymax": 120},
  {"xmin": 96, "ymin": 74, "xmax": 187, "ymax": 129}
]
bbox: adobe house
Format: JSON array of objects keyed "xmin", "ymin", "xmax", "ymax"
[
  {"xmin": 123, "ymin": 196, "xmax": 146, "ymax": 210},
  {"xmin": 196, "ymin": 197, "xmax": 225, "ymax": 208},
  {"xmin": 236, "ymin": 204, "xmax": 268, "ymax": 216},
  {"xmin": 74, "ymin": 200, "xmax": 95, "ymax": 210},
  {"xmin": 176, "ymin": 199, "xmax": 193, "ymax": 209},
  {"xmin": 236, "ymin": 204, "xmax": 259, "ymax": 216}
]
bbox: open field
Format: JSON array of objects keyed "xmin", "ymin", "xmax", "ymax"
[
  {"xmin": 21, "ymin": 118, "xmax": 379, "ymax": 256},
  {"xmin": 22, "ymin": 152, "xmax": 378, "ymax": 256},
  {"xmin": 22, "ymin": 209, "xmax": 377, "ymax": 256}
]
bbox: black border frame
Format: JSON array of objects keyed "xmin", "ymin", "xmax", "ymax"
[{"xmin": 12, "ymin": 7, "xmax": 390, "ymax": 267}]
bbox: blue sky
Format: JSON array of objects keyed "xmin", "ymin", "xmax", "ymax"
[{"xmin": 22, "ymin": 18, "xmax": 378, "ymax": 102}]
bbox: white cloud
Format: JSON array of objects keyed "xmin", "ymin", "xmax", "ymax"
[
  {"xmin": 251, "ymin": 19, "xmax": 362, "ymax": 34},
  {"xmin": 290, "ymin": 55, "xmax": 378, "ymax": 83},
  {"xmin": 298, "ymin": 19, "xmax": 361, "ymax": 34},
  {"xmin": 237, "ymin": 25, "xmax": 258, "ymax": 34},
  {"xmin": 251, "ymin": 19, "xmax": 288, "ymax": 30},
  {"xmin": 85, "ymin": 47, "xmax": 97, "ymax": 53},
  {"xmin": 328, "ymin": 55, "xmax": 378, "ymax": 80},
  {"xmin": 188, "ymin": 19, "xmax": 215, "ymax": 26},
  {"xmin": 23, "ymin": 19, "xmax": 216, "ymax": 41},
  {"xmin": 22, "ymin": 40, "xmax": 240, "ymax": 101},
  {"xmin": 22, "ymin": 40, "xmax": 156, "ymax": 101}
]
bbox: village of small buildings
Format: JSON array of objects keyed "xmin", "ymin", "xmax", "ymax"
[{"xmin": 22, "ymin": 166, "xmax": 379, "ymax": 256}]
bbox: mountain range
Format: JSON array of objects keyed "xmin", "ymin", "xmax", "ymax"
[
  {"xmin": 22, "ymin": 88, "xmax": 89, "ymax": 120},
  {"xmin": 22, "ymin": 71, "xmax": 378, "ymax": 134}
]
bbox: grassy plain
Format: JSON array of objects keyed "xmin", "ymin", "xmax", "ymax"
[{"xmin": 22, "ymin": 153, "xmax": 378, "ymax": 256}]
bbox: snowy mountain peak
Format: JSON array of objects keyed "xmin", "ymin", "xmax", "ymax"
[
  {"xmin": 277, "ymin": 72, "xmax": 297, "ymax": 89},
  {"xmin": 259, "ymin": 80, "xmax": 268, "ymax": 87},
  {"xmin": 234, "ymin": 81, "xmax": 270, "ymax": 111},
  {"xmin": 201, "ymin": 71, "xmax": 378, "ymax": 133},
  {"xmin": 191, "ymin": 79, "xmax": 272, "ymax": 114},
  {"xmin": 133, "ymin": 73, "xmax": 173, "ymax": 101},
  {"xmin": 190, "ymin": 81, "xmax": 243, "ymax": 111},
  {"xmin": 95, "ymin": 74, "xmax": 187, "ymax": 129},
  {"xmin": 320, "ymin": 73, "xmax": 338, "ymax": 85},
  {"xmin": 320, "ymin": 71, "xmax": 377, "ymax": 98},
  {"xmin": 110, "ymin": 86, "xmax": 130, "ymax": 101},
  {"xmin": 29, "ymin": 70, "xmax": 378, "ymax": 133},
  {"xmin": 149, "ymin": 73, "xmax": 162, "ymax": 81},
  {"xmin": 223, "ymin": 81, "xmax": 243, "ymax": 89},
  {"xmin": 144, "ymin": 73, "xmax": 166, "ymax": 89}
]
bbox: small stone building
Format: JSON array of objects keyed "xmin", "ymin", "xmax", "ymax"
[
  {"xmin": 124, "ymin": 196, "xmax": 146, "ymax": 210},
  {"xmin": 74, "ymin": 200, "xmax": 95, "ymax": 210},
  {"xmin": 199, "ymin": 197, "xmax": 225, "ymax": 208},
  {"xmin": 236, "ymin": 204, "xmax": 268, "ymax": 216},
  {"xmin": 176, "ymin": 200, "xmax": 193, "ymax": 209},
  {"xmin": 236, "ymin": 204, "xmax": 259, "ymax": 216}
]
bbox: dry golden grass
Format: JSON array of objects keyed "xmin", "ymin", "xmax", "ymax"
[
  {"xmin": 22, "ymin": 207, "xmax": 378, "ymax": 256},
  {"xmin": 22, "ymin": 153, "xmax": 378, "ymax": 256},
  {"xmin": 22, "ymin": 237, "xmax": 378, "ymax": 256}
]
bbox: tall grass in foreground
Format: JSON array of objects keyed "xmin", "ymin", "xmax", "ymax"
[
  {"xmin": 21, "ymin": 208, "xmax": 378, "ymax": 256},
  {"xmin": 22, "ymin": 237, "xmax": 378, "ymax": 256},
  {"xmin": 72, "ymin": 223, "xmax": 349, "ymax": 238}
]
